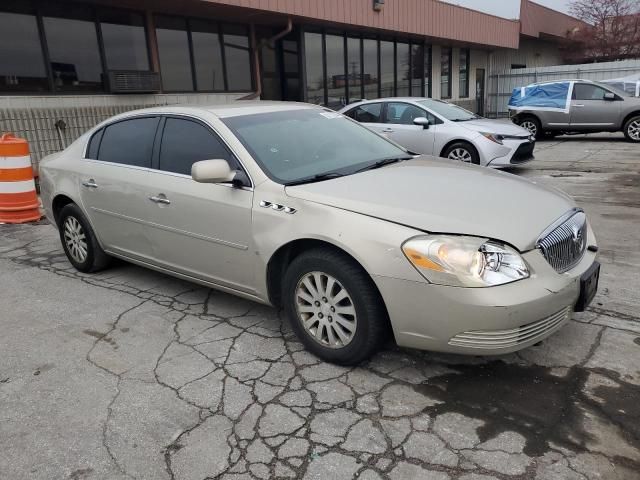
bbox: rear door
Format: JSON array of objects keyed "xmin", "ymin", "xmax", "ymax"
[
  {"xmin": 382, "ymin": 102, "xmax": 437, "ymax": 155},
  {"xmin": 144, "ymin": 116, "xmax": 255, "ymax": 292},
  {"xmin": 570, "ymin": 83, "xmax": 621, "ymax": 130},
  {"xmin": 80, "ymin": 116, "xmax": 159, "ymax": 260}
]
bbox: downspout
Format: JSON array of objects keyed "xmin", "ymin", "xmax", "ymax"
[{"xmin": 240, "ymin": 17, "xmax": 293, "ymax": 100}]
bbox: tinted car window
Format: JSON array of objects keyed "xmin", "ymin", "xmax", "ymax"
[
  {"xmin": 159, "ymin": 117, "xmax": 236, "ymax": 175},
  {"xmin": 345, "ymin": 103, "xmax": 383, "ymax": 123},
  {"xmin": 98, "ymin": 117, "xmax": 159, "ymax": 167},
  {"xmin": 86, "ymin": 129, "xmax": 103, "ymax": 159},
  {"xmin": 385, "ymin": 102, "xmax": 433, "ymax": 125},
  {"xmin": 573, "ymin": 84, "xmax": 608, "ymax": 100}
]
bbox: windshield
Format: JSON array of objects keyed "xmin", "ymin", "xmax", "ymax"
[
  {"xmin": 418, "ymin": 99, "xmax": 478, "ymax": 121},
  {"xmin": 222, "ymin": 109, "xmax": 408, "ymax": 184}
]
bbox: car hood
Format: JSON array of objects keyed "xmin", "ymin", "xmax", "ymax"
[
  {"xmin": 285, "ymin": 157, "xmax": 576, "ymax": 251},
  {"xmin": 458, "ymin": 118, "xmax": 531, "ymax": 137}
]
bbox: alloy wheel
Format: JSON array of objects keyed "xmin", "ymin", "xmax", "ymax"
[
  {"xmin": 521, "ymin": 120, "xmax": 537, "ymax": 136},
  {"xmin": 448, "ymin": 147, "xmax": 473, "ymax": 163},
  {"xmin": 628, "ymin": 120, "xmax": 640, "ymax": 141},
  {"xmin": 295, "ymin": 271, "xmax": 357, "ymax": 349},
  {"xmin": 63, "ymin": 216, "xmax": 88, "ymax": 263}
]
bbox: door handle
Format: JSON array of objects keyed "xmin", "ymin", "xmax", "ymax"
[
  {"xmin": 573, "ymin": 104, "xmax": 585, "ymax": 107},
  {"xmin": 81, "ymin": 179, "xmax": 98, "ymax": 188},
  {"xmin": 149, "ymin": 195, "xmax": 171, "ymax": 205},
  {"xmin": 382, "ymin": 128, "xmax": 395, "ymax": 133}
]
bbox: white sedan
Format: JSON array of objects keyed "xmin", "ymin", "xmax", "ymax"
[{"xmin": 340, "ymin": 97, "xmax": 535, "ymax": 167}]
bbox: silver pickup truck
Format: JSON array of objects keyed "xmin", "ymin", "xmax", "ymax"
[{"xmin": 510, "ymin": 79, "xmax": 640, "ymax": 142}]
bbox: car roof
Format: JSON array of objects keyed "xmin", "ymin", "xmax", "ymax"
[{"xmin": 111, "ymin": 101, "xmax": 321, "ymax": 120}]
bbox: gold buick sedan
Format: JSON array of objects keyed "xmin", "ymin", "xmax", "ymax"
[{"xmin": 40, "ymin": 102, "xmax": 600, "ymax": 365}]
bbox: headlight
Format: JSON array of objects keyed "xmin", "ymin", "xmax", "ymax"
[
  {"xmin": 402, "ymin": 235, "xmax": 529, "ymax": 287},
  {"xmin": 480, "ymin": 132, "xmax": 504, "ymax": 145}
]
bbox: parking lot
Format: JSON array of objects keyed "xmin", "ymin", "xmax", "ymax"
[{"xmin": 1, "ymin": 133, "xmax": 639, "ymax": 480}]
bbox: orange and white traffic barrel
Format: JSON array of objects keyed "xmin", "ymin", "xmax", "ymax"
[{"xmin": 0, "ymin": 133, "xmax": 41, "ymax": 223}]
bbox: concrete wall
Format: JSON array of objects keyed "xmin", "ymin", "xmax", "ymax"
[
  {"xmin": 0, "ymin": 93, "xmax": 244, "ymax": 168},
  {"xmin": 491, "ymin": 37, "xmax": 563, "ymax": 73}
]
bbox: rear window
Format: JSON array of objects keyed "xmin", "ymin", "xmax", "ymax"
[
  {"xmin": 345, "ymin": 103, "xmax": 383, "ymax": 123},
  {"xmin": 97, "ymin": 117, "xmax": 159, "ymax": 168}
]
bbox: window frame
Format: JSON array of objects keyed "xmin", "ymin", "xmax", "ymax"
[
  {"xmin": 85, "ymin": 114, "xmax": 161, "ymax": 169},
  {"xmin": 458, "ymin": 48, "xmax": 470, "ymax": 99}
]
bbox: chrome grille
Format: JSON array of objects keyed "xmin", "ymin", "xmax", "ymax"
[
  {"xmin": 537, "ymin": 210, "xmax": 587, "ymax": 273},
  {"xmin": 448, "ymin": 307, "xmax": 570, "ymax": 349}
]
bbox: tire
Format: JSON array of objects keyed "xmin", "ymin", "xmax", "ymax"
[
  {"xmin": 283, "ymin": 247, "xmax": 388, "ymax": 365},
  {"xmin": 442, "ymin": 142, "xmax": 480, "ymax": 165},
  {"xmin": 518, "ymin": 116, "xmax": 543, "ymax": 140},
  {"xmin": 623, "ymin": 115, "xmax": 640, "ymax": 142},
  {"xmin": 58, "ymin": 203, "xmax": 111, "ymax": 273}
]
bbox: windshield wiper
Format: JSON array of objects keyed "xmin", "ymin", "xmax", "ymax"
[
  {"xmin": 352, "ymin": 155, "xmax": 413, "ymax": 173},
  {"xmin": 285, "ymin": 172, "xmax": 345, "ymax": 186}
]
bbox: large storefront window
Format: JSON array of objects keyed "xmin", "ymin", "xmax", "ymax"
[
  {"xmin": 100, "ymin": 10, "xmax": 149, "ymax": 71},
  {"xmin": 459, "ymin": 48, "xmax": 470, "ymax": 98},
  {"xmin": 362, "ymin": 38, "xmax": 378, "ymax": 99},
  {"xmin": 380, "ymin": 41, "xmax": 394, "ymax": 97},
  {"xmin": 441, "ymin": 47, "xmax": 452, "ymax": 99},
  {"xmin": 346, "ymin": 37, "xmax": 362, "ymax": 103},
  {"xmin": 42, "ymin": 3, "xmax": 104, "ymax": 92},
  {"xmin": 304, "ymin": 32, "xmax": 324, "ymax": 105},
  {"xmin": 191, "ymin": 20, "xmax": 224, "ymax": 91},
  {"xmin": 155, "ymin": 16, "xmax": 193, "ymax": 92},
  {"xmin": 223, "ymin": 25, "xmax": 252, "ymax": 91},
  {"xmin": 425, "ymin": 46, "xmax": 432, "ymax": 97},
  {"xmin": 410, "ymin": 43, "xmax": 424, "ymax": 97},
  {"xmin": 325, "ymin": 34, "xmax": 346, "ymax": 109},
  {"xmin": 396, "ymin": 42, "xmax": 410, "ymax": 97},
  {"xmin": 0, "ymin": 1, "xmax": 48, "ymax": 92}
]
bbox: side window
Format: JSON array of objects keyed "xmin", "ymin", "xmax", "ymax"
[
  {"xmin": 98, "ymin": 117, "xmax": 159, "ymax": 168},
  {"xmin": 346, "ymin": 103, "xmax": 383, "ymax": 123},
  {"xmin": 385, "ymin": 102, "xmax": 429, "ymax": 125},
  {"xmin": 573, "ymin": 84, "xmax": 608, "ymax": 101},
  {"xmin": 86, "ymin": 129, "xmax": 103, "ymax": 159},
  {"xmin": 159, "ymin": 117, "xmax": 237, "ymax": 175}
]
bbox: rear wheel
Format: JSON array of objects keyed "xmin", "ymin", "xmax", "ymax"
[
  {"xmin": 623, "ymin": 115, "xmax": 640, "ymax": 142},
  {"xmin": 518, "ymin": 116, "xmax": 543, "ymax": 139},
  {"xmin": 58, "ymin": 204, "xmax": 111, "ymax": 273},
  {"xmin": 283, "ymin": 248, "xmax": 388, "ymax": 365},
  {"xmin": 443, "ymin": 142, "xmax": 480, "ymax": 165}
]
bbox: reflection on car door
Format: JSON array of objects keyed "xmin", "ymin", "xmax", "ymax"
[
  {"xmin": 382, "ymin": 102, "xmax": 437, "ymax": 155},
  {"xmin": 144, "ymin": 116, "xmax": 255, "ymax": 293},
  {"xmin": 79, "ymin": 116, "xmax": 159, "ymax": 260},
  {"xmin": 570, "ymin": 83, "xmax": 621, "ymax": 129}
]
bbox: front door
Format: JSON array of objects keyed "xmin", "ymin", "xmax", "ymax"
[
  {"xmin": 475, "ymin": 69, "xmax": 485, "ymax": 116},
  {"xmin": 79, "ymin": 116, "xmax": 160, "ymax": 260},
  {"xmin": 145, "ymin": 116, "xmax": 255, "ymax": 293},
  {"xmin": 570, "ymin": 83, "xmax": 621, "ymax": 130},
  {"xmin": 383, "ymin": 102, "xmax": 437, "ymax": 155}
]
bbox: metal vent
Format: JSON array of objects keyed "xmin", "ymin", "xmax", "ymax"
[
  {"xmin": 108, "ymin": 71, "xmax": 161, "ymax": 93},
  {"xmin": 537, "ymin": 210, "xmax": 587, "ymax": 273}
]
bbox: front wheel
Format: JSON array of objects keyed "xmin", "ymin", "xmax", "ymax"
[
  {"xmin": 443, "ymin": 142, "xmax": 480, "ymax": 165},
  {"xmin": 58, "ymin": 203, "xmax": 111, "ymax": 273},
  {"xmin": 283, "ymin": 248, "xmax": 388, "ymax": 365},
  {"xmin": 623, "ymin": 115, "xmax": 640, "ymax": 142}
]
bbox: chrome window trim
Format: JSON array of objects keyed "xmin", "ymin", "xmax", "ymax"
[{"xmin": 82, "ymin": 110, "xmax": 255, "ymax": 189}]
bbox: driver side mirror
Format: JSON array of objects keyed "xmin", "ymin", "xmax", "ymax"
[
  {"xmin": 192, "ymin": 159, "xmax": 236, "ymax": 184},
  {"xmin": 413, "ymin": 117, "xmax": 430, "ymax": 129},
  {"xmin": 604, "ymin": 92, "xmax": 616, "ymax": 101}
]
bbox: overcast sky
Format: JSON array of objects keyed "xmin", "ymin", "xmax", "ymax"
[{"xmin": 440, "ymin": 0, "xmax": 574, "ymax": 19}]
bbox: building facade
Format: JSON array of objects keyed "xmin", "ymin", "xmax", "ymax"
[{"xmin": 0, "ymin": 0, "xmax": 583, "ymax": 166}]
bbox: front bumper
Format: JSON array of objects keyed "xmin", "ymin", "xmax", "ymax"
[
  {"xmin": 373, "ymin": 243, "xmax": 598, "ymax": 356},
  {"xmin": 486, "ymin": 139, "xmax": 535, "ymax": 167}
]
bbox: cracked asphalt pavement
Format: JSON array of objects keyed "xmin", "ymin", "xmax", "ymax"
[{"xmin": 1, "ymin": 133, "xmax": 639, "ymax": 480}]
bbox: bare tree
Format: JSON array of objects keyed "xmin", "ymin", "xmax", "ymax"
[{"xmin": 568, "ymin": 0, "xmax": 640, "ymax": 61}]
